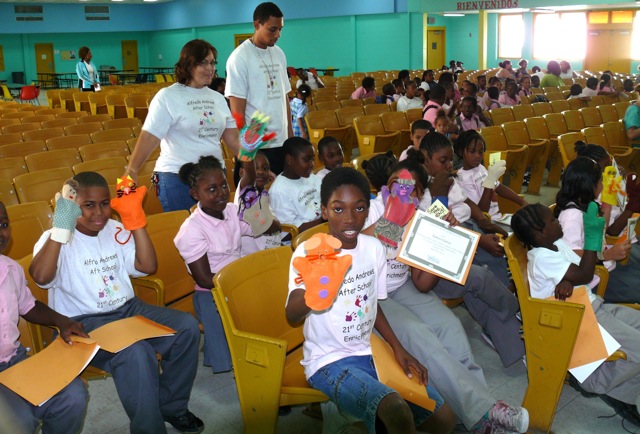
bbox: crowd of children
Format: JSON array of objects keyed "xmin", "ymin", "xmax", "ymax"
[{"xmin": 5, "ymin": 59, "xmax": 640, "ymax": 434}]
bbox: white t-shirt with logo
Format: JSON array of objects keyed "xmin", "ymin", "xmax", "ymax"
[
  {"xmin": 144, "ymin": 83, "xmax": 235, "ymax": 173},
  {"xmin": 269, "ymin": 174, "xmax": 322, "ymax": 228},
  {"xmin": 226, "ymin": 40, "xmax": 291, "ymax": 149},
  {"xmin": 33, "ymin": 220, "xmax": 146, "ymax": 317},
  {"xmin": 287, "ymin": 234, "xmax": 387, "ymax": 379}
]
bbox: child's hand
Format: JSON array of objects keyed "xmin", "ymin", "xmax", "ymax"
[
  {"xmin": 57, "ymin": 317, "xmax": 89, "ymax": 345},
  {"xmin": 110, "ymin": 177, "xmax": 147, "ymax": 231},
  {"xmin": 442, "ymin": 211, "xmax": 459, "ymax": 227},
  {"xmin": 233, "ymin": 111, "xmax": 276, "ymax": 162},
  {"xmin": 606, "ymin": 239, "xmax": 632, "ymax": 261},
  {"xmin": 482, "ymin": 160, "xmax": 506, "ymax": 189},
  {"xmin": 394, "ymin": 346, "xmax": 428, "ymax": 385},
  {"xmin": 428, "ymin": 171, "xmax": 453, "ymax": 197},
  {"xmin": 479, "ymin": 234, "xmax": 505, "ymax": 256},
  {"xmin": 554, "ymin": 279, "xmax": 574, "ymax": 301},
  {"xmin": 625, "ymin": 173, "xmax": 640, "ymax": 213},
  {"xmin": 477, "ymin": 218, "xmax": 509, "ymax": 238},
  {"xmin": 50, "ymin": 183, "xmax": 82, "ymax": 244},
  {"xmin": 583, "ymin": 201, "xmax": 605, "ymax": 252}
]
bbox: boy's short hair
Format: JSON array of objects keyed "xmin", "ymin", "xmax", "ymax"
[
  {"xmin": 586, "ymin": 77, "xmax": 598, "ymax": 89},
  {"xmin": 253, "ymin": 2, "xmax": 283, "ymax": 22},
  {"xmin": 321, "ymin": 167, "xmax": 370, "ymax": 207},
  {"xmin": 411, "ymin": 119, "xmax": 432, "ymax": 133},
  {"xmin": 428, "ymin": 84, "xmax": 445, "ymax": 100},
  {"xmin": 318, "ymin": 136, "xmax": 341, "ymax": 155},
  {"xmin": 570, "ymin": 83, "xmax": 582, "ymax": 96},
  {"xmin": 487, "ymin": 86, "xmax": 500, "ymax": 99},
  {"xmin": 74, "ymin": 171, "xmax": 109, "ymax": 190},
  {"xmin": 283, "ymin": 137, "xmax": 313, "ymax": 157},
  {"xmin": 391, "ymin": 79, "xmax": 403, "ymax": 88},
  {"xmin": 362, "ymin": 77, "xmax": 375, "ymax": 89}
]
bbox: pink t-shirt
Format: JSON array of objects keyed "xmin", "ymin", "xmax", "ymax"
[
  {"xmin": 351, "ymin": 87, "xmax": 376, "ymax": 100},
  {"xmin": 498, "ymin": 93, "xmax": 520, "ymax": 107},
  {"xmin": 0, "ymin": 255, "xmax": 36, "ymax": 363},
  {"xmin": 558, "ymin": 207, "xmax": 614, "ymax": 272},
  {"xmin": 423, "ymin": 101, "xmax": 443, "ymax": 125},
  {"xmin": 174, "ymin": 202, "xmax": 253, "ymax": 291}
]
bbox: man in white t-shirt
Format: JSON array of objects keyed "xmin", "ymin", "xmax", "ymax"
[
  {"xmin": 226, "ymin": 2, "xmax": 292, "ymax": 174},
  {"xmin": 296, "ymin": 68, "xmax": 324, "ymax": 90}
]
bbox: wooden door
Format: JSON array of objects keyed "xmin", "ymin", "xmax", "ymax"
[
  {"xmin": 585, "ymin": 29, "xmax": 631, "ymax": 72},
  {"xmin": 121, "ymin": 40, "xmax": 138, "ymax": 72},
  {"xmin": 0, "ymin": 45, "xmax": 5, "ymax": 73},
  {"xmin": 35, "ymin": 43, "xmax": 55, "ymax": 75},
  {"xmin": 427, "ymin": 29, "xmax": 445, "ymax": 70}
]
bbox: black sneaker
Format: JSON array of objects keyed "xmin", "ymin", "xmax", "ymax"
[{"xmin": 164, "ymin": 410, "xmax": 204, "ymax": 433}]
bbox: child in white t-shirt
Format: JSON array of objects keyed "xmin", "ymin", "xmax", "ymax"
[
  {"xmin": 454, "ymin": 130, "xmax": 527, "ymax": 222},
  {"xmin": 174, "ymin": 155, "xmax": 280, "ymax": 374},
  {"xmin": 512, "ymin": 203, "xmax": 640, "ymax": 422},
  {"xmin": 399, "ymin": 120, "xmax": 431, "ymax": 162},
  {"xmin": 269, "ymin": 137, "xmax": 324, "ymax": 232},
  {"xmin": 315, "ymin": 136, "xmax": 345, "ymax": 180},
  {"xmin": 286, "ymin": 167, "xmax": 456, "ymax": 433},
  {"xmin": 31, "ymin": 172, "xmax": 203, "ymax": 433}
]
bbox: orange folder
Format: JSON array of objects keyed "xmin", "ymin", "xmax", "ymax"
[
  {"xmin": 370, "ymin": 334, "xmax": 436, "ymax": 411},
  {"xmin": 89, "ymin": 315, "xmax": 176, "ymax": 353}
]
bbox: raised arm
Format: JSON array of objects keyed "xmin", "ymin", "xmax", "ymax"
[
  {"xmin": 286, "ymin": 288, "xmax": 312, "ymax": 324},
  {"xmin": 131, "ymin": 228, "xmax": 157, "ymax": 275}
]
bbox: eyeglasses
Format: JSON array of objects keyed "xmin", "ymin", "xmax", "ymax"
[{"xmin": 197, "ymin": 59, "xmax": 217, "ymax": 68}]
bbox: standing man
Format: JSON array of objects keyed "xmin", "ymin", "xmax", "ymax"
[{"xmin": 226, "ymin": 2, "xmax": 292, "ymax": 174}]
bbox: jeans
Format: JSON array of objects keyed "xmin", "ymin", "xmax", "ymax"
[
  {"xmin": 308, "ymin": 355, "xmax": 444, "ymax": 433},
  {"xmin": 156, "ymin": 171, "xmax": 196, "ymax": 212}
]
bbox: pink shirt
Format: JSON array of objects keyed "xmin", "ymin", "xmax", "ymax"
[
  {"xmin": 423, "ymin": 101, "xmax": 443, "ymax": 125},
  {"xmin": 456, "ymin": 165, "xmax": 501, "ymax": 219},
  {"xmin": 498, "ymin": 93, "xmax": 520, "ymax": 107},
  {"xmin": 174, "ymin": 202, "xmax": 253, "ymax": 291},
  {"xmin": 0, "ymin": 255, "xmax": 36, "ymax": 363},
  {"xmin": 351, "ymin": 87, "xmax": 376, "ymax": 100},
  {"xmin": 457, "ymin": 113, "xmax": 485, "ymax": 131}
]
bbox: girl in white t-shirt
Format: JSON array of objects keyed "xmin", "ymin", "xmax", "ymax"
[
  {"xmin": 454, "ymin": 130, "xmax": 527, "ymax": 222},
  {"xmin": 554, "ymin": 157, "xmax": 640, "ymax": 304},
  {"xmin": 512, "ymin": 203, "xmax": 640, "ymax": 417},
  {"xmin": 174, "ymin": 155, "xmax": 280, "ymax": 373},
  {"xmin": 414, "ymin": 132, "xmax": 514, "ymax": 288}
]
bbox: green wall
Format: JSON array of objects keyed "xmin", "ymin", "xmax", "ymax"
[{"xmin": 1, "ymin": 11, "xmax": 425, "ymax": 83}]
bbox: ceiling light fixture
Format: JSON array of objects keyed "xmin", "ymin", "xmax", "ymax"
[{"xmin": 443, "ymin": 13, "xmax": 465, "ymax": 17}]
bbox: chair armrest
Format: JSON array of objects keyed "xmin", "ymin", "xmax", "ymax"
[
  {"xmin": 594, "ymin": 265, "xmax": 609, "ymax": 298},
  {"xmin": 281, "ymin": 224, "xmax": 299, "ymax": 241},
  {"xmin": 131, "ymin": 276, "xmax": 165, "ymax": 306}
]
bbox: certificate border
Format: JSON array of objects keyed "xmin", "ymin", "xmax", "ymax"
[{"xmin": 396, "ymin": 210, "xmax": 480, "ymax": 285}]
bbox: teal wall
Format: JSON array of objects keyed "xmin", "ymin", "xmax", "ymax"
[{"xmin": 1, "ymin": 11, "xmax": 425, "ymax": 83}]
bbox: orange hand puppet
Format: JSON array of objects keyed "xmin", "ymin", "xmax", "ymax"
[
  {"xmin": 293, "ymin": 233, "xmax": 352, "ymax": 311},
  {"xmin": 110, "ymin": 176, "xmax": 147, "ymax": 232}
]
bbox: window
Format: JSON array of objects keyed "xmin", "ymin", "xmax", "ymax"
[
  {"xmin": 498, "ymin": 14, "xmax": 524, "ymax": 59},
  {"xmin": 588, "ymin": 11, "xmax": 609, "ymax": 24},
  {"xmin": 633, "ymin": 11, "xmax": 640, "ymax": 60},
  {"xmin": 533, "ymin": 12, "xmax": 586, "ymax": 60},
  {"xmin": 611, "ymin": 10, "xmax": 633, "ymax": 24}
]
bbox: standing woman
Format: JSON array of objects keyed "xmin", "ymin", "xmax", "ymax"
[
  {"xmin": 124, "ymin": 39, "xmax": 240, "ymax": 212},
  {"xmin": 76, "ymin": 46, "xmax": 99, "ymax": 91}
]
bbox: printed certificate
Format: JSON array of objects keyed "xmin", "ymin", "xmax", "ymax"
[{"xmin": 397, "ymin": 210, "xmax": 480, "ymax": 285}]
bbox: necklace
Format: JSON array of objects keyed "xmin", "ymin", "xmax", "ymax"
[{"xmin": 251, "ymin": 38, "xmax": 276, "ymax": 88}]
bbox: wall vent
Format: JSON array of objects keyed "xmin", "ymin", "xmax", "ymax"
[
  {"xmin": 85, "ymin": 5, "xmax": 110, "ymax": 21},
  {"xmin": 15, "ymin": 5, "xmax": 44, "ymax": 22}
]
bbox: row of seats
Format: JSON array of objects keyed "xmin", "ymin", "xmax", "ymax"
[
  {"xmin": 486, "ymin": 100, "xmax": 630, "ymax": 126},
  {"xmin": 0, "ymin": 116, "xmax": 140, "ymax": 137},
  {"xmin": 45, "ymin": 91, "xmax": 151, "ymax": 120}
]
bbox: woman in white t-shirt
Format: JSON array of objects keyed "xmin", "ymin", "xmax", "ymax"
[
  {"xmin": 125, "ymin": 39, "xmax": 240, "ymax": 212},
  {"xmin": 76, "ymin": 46, "xmax": 99, "ymax": 92}
]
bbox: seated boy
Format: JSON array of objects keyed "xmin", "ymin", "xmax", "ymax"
[
  {"xmin": 286, "ymin": 167, "xmax": 457, "ymax": 433},
  {"xmin": 0, "ymin": 201, "xmax": 88, "ymax": 434},
  {"xmin": 30, "ymin": 172, "xmax": 203, "ymax": 434},
  {"xmin": 315, "ymin": 136, "xmax": 345, "ymax": 180},
  {"xmin": 269, "ymin": 137, "xmax": 324, "ymax": 232}
]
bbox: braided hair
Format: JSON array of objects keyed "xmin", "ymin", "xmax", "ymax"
[{"xmin": 511, "ymin": 203, "xmax": 549, "ymax": 249}]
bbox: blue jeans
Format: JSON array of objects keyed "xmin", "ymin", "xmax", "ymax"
[
  {"xmin": 308, "ymin": 355, "xmax": 444, "ymax": 433},
  {"xmin": 0, "ymin": 346, "xmax": 88, "ymax": 434},
  {"xmin": 74, "ymin": 297, "xmax": 200, "ymax": 433},
  {"xmin": 193, "ymin": 290, "xmax": 232, "ymax": 373},
  {"xmin": 156, "ymin": 171, "xmax": 196, "ymax": 212}
]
